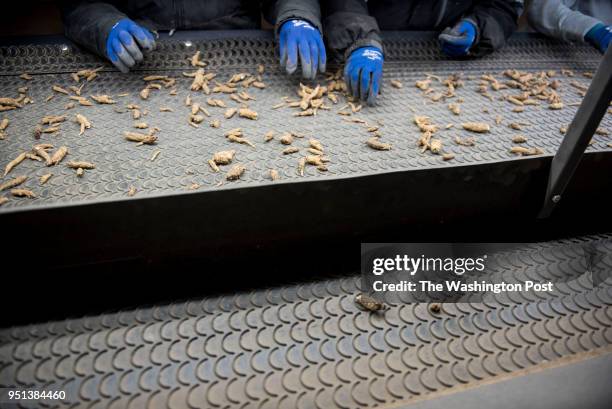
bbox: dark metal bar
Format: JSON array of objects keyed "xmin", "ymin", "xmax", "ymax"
[{"xmin": 539, "ymin": 46, "xmax": 612, "ymax": 218}]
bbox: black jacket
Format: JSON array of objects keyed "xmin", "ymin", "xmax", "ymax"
[
  {"xmin": 322, "ymin": 0, "xmax": 524, "ymax": 60},
  {"xmin": 61, "ymin": 0, "xmax": 322, "ymax": 58}
]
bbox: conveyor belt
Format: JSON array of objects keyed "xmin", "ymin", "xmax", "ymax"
[
  {"xmin": 1, "ymin": 235, "xmax": 611, "ymax": 408},
  {"xmin": 0, "ymin": 31, "xmax": 610, "ymax": 213}
]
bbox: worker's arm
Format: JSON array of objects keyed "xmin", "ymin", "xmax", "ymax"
[
  {"xmin": 441, "ymin": 0, "xmax": 523, "ymax": 58},
  {"xmin": 527, "ymin": 0, "xmax": 611, "ymax": 52},
  {"xmin": 321, "ymin": 0, "xmax": 383, "ymax": 105},
  {"xmin": 321, "ymin": 0, "xmax": 382, "ymax": 61},
  {"xmin": 61, "ymin": 0, "xmax": 155, "ymax": 73},
  {"xmin": 263, "ymin": 0, "xmax": 326, "ymax": 79}
]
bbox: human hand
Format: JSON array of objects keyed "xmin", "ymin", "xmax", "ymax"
[
  {"xmin": 279, "ymin": 19, "xmax": 326, "ymax": 79},
  {"xmin": 439, "ymin": 20, "xmax": 477, "ymax": 57},
  {"xmin": 344, "ymin": 46, "xmax": 384, "ymax": 105},
  {"xmin": 105, "ymin": 18, "xmax": 156, "ymax": 73}
]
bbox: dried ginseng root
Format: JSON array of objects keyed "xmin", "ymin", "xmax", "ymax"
[
  {"xmin": 238, "ymin": 108, "xmax": 258, "ymax": 120},
  {"xmin": 190, "ymin": 69, "xmax": 207, "ymax": 91},
  {"xmin": 73, "ymin": 67, "xmax": 103, "ymax": 82},
  {"xmin": 224, "ymin": 108, "xmax": 237, "ymax": 119},
  {"xmin": 512, "ymin": 135, "xmax": 528, "ymax": 143},
  {"xmin": 124, "ymin": 131, "xmax": 157, "ymax": 145},
  {"xmin": 226, "ymin": 164, "xmax": 245, "ymax": 181},
  {"xmin": 366, "ymin": 137, "xmax": 391, "ymax": 151},
  {"xmin": 294, "ymin": 109, "xmax": 315, "ymax": 117},
  {"xmin": 41, "ymin": 115, "xmax": 67, "ymax": 125},
  {"xmin": 190, "ymin": 50, "xmax": 207, "ymax": 67},
  {"xmin": 305, "ymin": 155, "xmax": 328, "ymax": 166},
  {"xmin": 549, "ymin": 102, "xmax": 564, "ymax": 110},
  {"xmin": 4, "ymin": 152, "xmax": 27, "ymax": 176},
  {"xmin": 49, "ymin": 146, "xmax": 68, "ymax": 166},
  {"xmin": 91, "ymin": 94, "xmax": 116, "ymax": 104},
  {"xmin": 33, "ymin": 145, "xmax": 53, "ymax": 166},
  {"xmin": 509, "ymin": 122, "xmax": 529, "ymax": 131},
  {"xmin": 208, "ymin": 160, "xmax": 220, "ymax": 172},
  {"xmin": 429, "ymin": 139, "xmax": 442, "ymax": 154},
  {"xmin": 442, "ymin": 153, "xmax": 455, "ymax": 161},
  {"xmin": 225, "ymin": 128, "xmax": 255, "ymax": 148},
  {"xmin": 269, "ymin": 169, "xmax": 279, "ymax": 181},
  {"xmin": 452, "ymin": 137, "xmax": 474, "ymax": 148},
  {"xmin": 355, "ymin": 293, "xmax": 386, "ymax": 312},
  {"xmin": 75, "ymin": 114, "xmax": 91, "ymax": 135},
  {"xmin": 309, "ymin": 138, "xmax": 324, "ymax": 152},
  {"xmin": 462, "ymin": 122, "xmax": 490, "ymax": 133},
  {"xmin": 264, "ymin": 131, "xmax": 274, "ymax": 142},
  {"xmin": 67, "ymin": 161, "xmax": 95, "ymax": 177},
  {"xmin": 39, "ymin": 174, "xmax": 52, "ymax": 185},
  {"xmin": 207, "ymin": 98, "xmax": 226, "ymax": 108},
  {"xmin": 0, "ymin": 175, "xmax": 27, "ymax": 191},
  {"xmin": 52, "ymin": 85, "xmax": 70, "ymax": 95},
  {"xmin": 510, "ymin": 146, "xmax": 543, "ymax": 156},
  {"xmin": 413, "ymin": 115, "xmax": 438, "ymax": 133},
  {"xmin": 0, "ymin": 118, "xmax": 8, "ymax": 139},
  {"xmin": 283, "ymin": 147, "xmax": 299, "ymax": 155},
  {"xmin": 297, "ymin": 157, "xmax": 306, "ymax": 176},
  {"xmin": 448, "ymin": 103, "xmax": 461, "ymax": 115},
  {"xmin": 213, "ymin": 84, "xmax": 236, "ymax": 94},
  {"xmin": 67, "ymin": 161, "xmax": 95, "ymax": 169},
  {"xmin": 212, "ymin": 150, "xmax": 235, "ymax": 166},
  {"xmin": 0, "ymin": 197, "xmax": 8, "ymax": 206},
  {"xmin": 280, "ymin": 133, "xmax": 293, "ymax": 145},
  {"xmin": 70, "ymin": 96, "xmax": 93, "ymax": 106},
  {"xmin": 390, "ymin": 80, "xmax": 403, "ymax": 89},
  {"xmin": 11, "ymin": 188, "xmax": 35, "ymax": 198},
  {"xmin": 415, "ymin": 78, "xmax": 431, "ymax": 91}
]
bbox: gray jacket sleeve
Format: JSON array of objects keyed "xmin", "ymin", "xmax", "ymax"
[
  {"xmin": 527, "ymin": 0, "xmax": 601, "ymax": 42},
  {"xmin": 263, "ymin": 0, "xmax": 323, "ymax": 36},
  {"xmin": 61, "ymin": 1, "xmax": 127, "ymax": 58},
  {"xmin": 321, "ymin": 0, "xmax": 383, "ymax": 61},
  {"xmin": 463, "ymin": 0, "xmax": 524, "ymax": 57}
]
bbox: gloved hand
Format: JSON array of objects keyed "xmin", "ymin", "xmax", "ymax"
[
  {"xmin": 279, "ymin": 19, "xmax": 326, "ymax": 79},
  {"xmin": 105, "ymin": 18, "xmax": 156, "ymax": 73},
  {"xmin": 344, "ymin": 46, "xmax": 384, "ymax": 105},
  {"xmin": 585, "ymin": 23, "xmax": 612, "ymax": 53},
  {"xmin": 439, "ymin": 20, "xmax": 477, "ymax": 57}
]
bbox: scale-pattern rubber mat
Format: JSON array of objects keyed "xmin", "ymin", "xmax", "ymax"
[
  {"xmin": 0, "ymin": 32, "xmax": 611, "ymax": 212},
  {"xmin": 1, "ymin": 235, "xmax": 611, "ymax": 408}
]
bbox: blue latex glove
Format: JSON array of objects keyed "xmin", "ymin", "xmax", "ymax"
[
  {"xmin": 344, "ymin": 46, "xmax": 383, "ymax": 105},
  {"xmin": 105, "ymin": 18, "xmax": 156, "ymax": 73},
  {"xmin": 439, "ymin": 20, "xmax": 477, "ymax": 57},
  {"xmin": 585, "ymin": 23, "xmax": 612, "ymax": 53},
  {"xmin": 279, "ymin": 19, "xmax": 326, "ymax": 79}
]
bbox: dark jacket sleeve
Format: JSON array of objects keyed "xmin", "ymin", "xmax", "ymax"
[
  {"xmin": 465, "ymin": 0, "xmax": 524, "ymax": 57},
  {"xmin": 61, "ymin": 0, "xmax": 127, "ymax": 58},
  {"xmin": 263, "ymin": 0, "xmax": 323, "ymax": 36},
  {"xmin": 321, "ymin": 0, "xmax": 383, "ymax": 62}
]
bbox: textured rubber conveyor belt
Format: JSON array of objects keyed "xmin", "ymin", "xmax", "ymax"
[
  {"xmin": 1, "ymin": 235, "xmax": 611, "ymax": 408},
  {"xmin": 0, "ymin": 31, "xmax": 611, "ymax": 212}
]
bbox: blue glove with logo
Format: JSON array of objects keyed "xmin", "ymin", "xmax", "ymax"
[
  {"xmin": 279, "ymin": 19, "xmax": 326, "ymax": 79},
  {"xmin": 439, "ymin": 20, "xmax": 477, "ymax": 57},
  {"xmin": 105, "ymin": 18, "xmax": 156, "ymax": 73},
  {"xmin": 344, "ymin": 46, "xmax": 384, "ymax": 105},
  {"xmin": 585, "ymin": 23, "xmax": 612, "ymax": 53}
]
